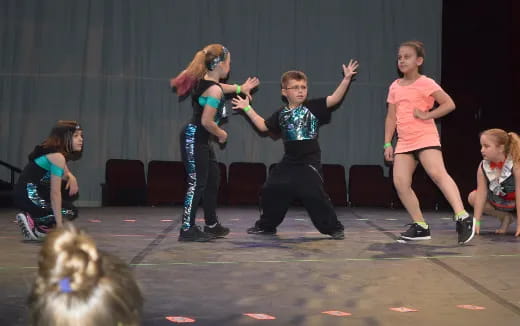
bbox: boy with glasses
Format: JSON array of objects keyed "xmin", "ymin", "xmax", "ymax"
[{"xmin": 232, "ymin": 60, "xmax": 359, "ymax": 239}]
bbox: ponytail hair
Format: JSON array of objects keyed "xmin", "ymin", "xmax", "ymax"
[
  {"xmin": 482, "ymin": 128, "xmax": 520, "ymax": 165},
  {"xmin": 170, "ymin": 43, "xmax": 229, "ymax": 97},
  {"xmin": 507, "ymin": 132, "xmax": 520, "ymax": 165},
  {"xmin": 29, "ymin": 224, "xmax": 143, "ymax": 326}
]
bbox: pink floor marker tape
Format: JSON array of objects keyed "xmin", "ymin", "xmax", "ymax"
[
  {"xmin": 243, "ymin": 313, "xmax": 276, "ymax": 320},
  {"xmin": 390, "ymin": 307, "xmax": 418, "ymax": 312},
  {"xmin": 165, "ymin": 316, "xmax": 196, "ymax": 323},
  {"xmin": 322, "ymin": 310, "xmax": 352, "ymax": 316},
  {"xmin": 457, "ymin": 305, "xmax": 486, "ymax": 310}
]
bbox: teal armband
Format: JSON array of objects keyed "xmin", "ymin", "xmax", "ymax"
[
  {"xmin": 383, "ymin": 142, "xmax": 392, "ymax": 149},
  {"xmin": 243, "ymin": 105, "xmax": 251, "ymax": 113},
  {"xmin": 198, "ymin": 96, "xmax": 221, "ymax": 109},
  {"xmin": 475, "ymin": 220, "xmax": 481, "ymax": 226},
  {"xmin": 235, "ymin": 84, "xmax": 241, "ymax": 94},
  {"xmin": 34, "ymin": 155, "xmax": 64, "ymax": 177}
]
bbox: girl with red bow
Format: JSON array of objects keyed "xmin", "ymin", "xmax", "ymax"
[{"xmin": 468, "ymin": 129, "xmax": 520, "ymax": 236}]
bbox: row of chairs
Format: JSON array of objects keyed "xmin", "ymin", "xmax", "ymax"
[{"xmin": 102, "ymin": 159, "xmax": 448, "ymax": 209}]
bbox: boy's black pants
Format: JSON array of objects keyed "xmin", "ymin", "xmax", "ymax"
[{"xmin": 254, "ymin": 163, "xmax": 344, "ymax": 234}]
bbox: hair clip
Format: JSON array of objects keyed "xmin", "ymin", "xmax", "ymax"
[
  {"xmin": 58, "ymin": 277, "xmax": 72, "ymax": 293},
  {"xmin": 207, "ymin": 46, "xmax": 229, "ymax": 71}
]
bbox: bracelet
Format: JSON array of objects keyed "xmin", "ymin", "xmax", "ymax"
[
  {"xmin": 235, "ymin": 84, "xmax": 241, "ymax": 94},
  {"xmin": 475, "ymin": 220, "xmax": 481, "ymax": 226},
  {"xmin": 243, "ymin": 105, "xmax": 251, "ymax": 113},
  {"xmin": 383, "ymin": 142, "xmax": 392, "ymax": 149}
]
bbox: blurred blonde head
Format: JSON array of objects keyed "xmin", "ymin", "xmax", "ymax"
[{"xmin": 29, "ymin": 224, "xmax": 143, "ymax": 326}]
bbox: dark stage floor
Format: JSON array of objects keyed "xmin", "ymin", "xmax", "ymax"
[{"xmin": 1, "ymin": 206, "xmax": 519, "ymax": 325}]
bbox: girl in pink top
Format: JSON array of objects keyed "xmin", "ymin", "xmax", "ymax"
[{"xmin": 383, "ymin": 41, "xmax": 475, "ymax": 244}]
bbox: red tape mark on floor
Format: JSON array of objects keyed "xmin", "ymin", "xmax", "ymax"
[
  {"xmin": 165, "ymin": 316, "xmax": 196, "ymax": 323},
  {"xmin": 88, "ymin": 219, "xmax": 101, "ymax": 223},
  {"xmin": 457, "ymin": 305, "xmax": 486, "ymax": 310},
  {"xmin": 243, "ymin": 313, "xmax": 276, "ymax": 320},
  {"xmin": 123, "ymin": 219, "xmax": 136, "ymax": 222},
  {"xmin": 161, "ymin": 219, "xmax": 173, "ymax": 222},
  {"xmin": 322, "ymin": 310, "xmax": 352, "ymax": 316},
  {"xmin": 390, "ymin": 307, "xmax": 418, "ymax": 312}
]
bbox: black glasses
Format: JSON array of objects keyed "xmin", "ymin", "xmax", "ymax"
[{"xmin": 285, "ymin": 85, "xmax": 307, "ymax": 91}]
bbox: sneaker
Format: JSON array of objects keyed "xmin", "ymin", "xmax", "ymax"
[
  {"xmin": 16, "ymin": 212, "xmax": 38, "ymax": 241},
  {"xmin": 400, "ymin": 223, "xmax": 431, "ymax": 240},
  {"xmin": 246, "ymin": 225, "xmax": 276, "ymax": 235},
  {"xmin": 34, "ymin": 225, "xmax": 50, "ymax": 240},
  {"xmin": 329, "ymin": 230, "xmax": 345, "ymax": 240},
  {"xmin": 204, "ymin": 222, "xmax": 230, "ymax": 238},
  {"xmin": 456, "ymin": 217, "xmax": 475, "ymax": 245},
  {"xmin": 178, "ymin": 225, "xmax": 214, "ymax": 242}
]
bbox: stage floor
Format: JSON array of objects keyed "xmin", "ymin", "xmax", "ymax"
[{"xmin": 1, "ymin": 206, "xmax": 519, "ymax": 325}]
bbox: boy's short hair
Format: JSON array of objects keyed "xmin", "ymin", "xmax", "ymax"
[{"xmin": 281, "ymin": 70, "xmax": 308, "ymax": 89}]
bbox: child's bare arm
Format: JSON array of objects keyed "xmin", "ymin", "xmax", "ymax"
[
  {"xmin": 201, "ymin": 86, "xmax": 228, "ymax": 143},
  {"xmin": 473, "ymin": 166, "xmax": 489, "ymax": 216},
  {"xmin": 384, "ymin": 103, "xmax": 397, "ymax": 161},
  {"xmin": 326, "ymin": 59, "xmax": 359, "ymax": 108},
  {"xmin": 231, "ymin": 95, "xmax": 268, "ymax": 132},
  {"xmin": 220, "ymin": 77, "xmax": 260, "ymax": 101},
  {"xmin": 514, "ymin": 165, "xmax": 520, "ymax": 236},
  {"xmin": 414, "ymin": 89, "xmax": 456, "ymax": 120},
  {"xmin": 47, "ymin": 153, "xmax": 66, "ymax": 227}
]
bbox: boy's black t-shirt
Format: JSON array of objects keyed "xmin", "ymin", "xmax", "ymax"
[{"xmin": 264, "ymin": 98, "xmax": 331, "ymax": 164}]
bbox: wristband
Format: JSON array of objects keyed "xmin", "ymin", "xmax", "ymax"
[
  {"xmin": 475, "ymin": 220, "xmax": 481, "ymax": 226},
  {"xmin": 235, "ymin": 84, "xmax": 241, "ymax": 94},
  {"xmin": 383, "ymin": 142, "xmax": 392, "ymax": 149},
  {"xmin": 243, "ymin": 105, "xmax": 251, "ymax": 113}
]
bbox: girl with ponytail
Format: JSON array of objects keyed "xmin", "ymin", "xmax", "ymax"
[
  {"xmin": 171, "ymin": 44, "xmax": 259, "ymax": 241},
  {"xmin": 468, "ymin": 128, "xmax": 520, "ymax": 236},
  {"xmin": 28, "ymin": 224, "xmax": 143, "ymax": 326}
]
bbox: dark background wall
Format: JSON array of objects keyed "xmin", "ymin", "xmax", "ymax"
[
  {"xmin": 0, "ymin": 0, "xmax": 444, "ymax": 205},
  {"xmin": 441, "ymin": 0, "xmax": 519, "ymax": 203},
  {"xmin": 0, "ymin": 0, "xmax": 517, "ymax": 206}
]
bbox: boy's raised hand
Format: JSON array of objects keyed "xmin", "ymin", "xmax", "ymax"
[
  {"xmin": 342, "ymin": 59, "xmax": 359, "ymax": 79},
  {"xmin": 231, "ymin": 95, "xmax": 250, "ymax": 112}
]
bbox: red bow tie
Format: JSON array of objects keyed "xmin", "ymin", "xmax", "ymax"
[{"xmin": 490, "ymin": 161, "xmax": 504, "ymax": 169}]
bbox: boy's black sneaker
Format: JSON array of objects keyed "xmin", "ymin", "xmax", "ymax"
[
  {"xmin": 246, "ymin": 225, "xmax": 276, "ymax": 235},
  {"xmin": 329, "ymin": 230, "xmax": 345, "ymax": 240},
  {"xmin": 178, "ymin": 226, "xmax": 214, "ymax": 242},
  {"xmin": 400, "ymin": 223, "xmax": 431, "ymax": 240},
  {"xmin": 456, "ymin": 217, "xmax": 475, "ymax": 245},
  {"xmin": 204, "ymin": 222, "xmax": 230, "ymax": 238}
]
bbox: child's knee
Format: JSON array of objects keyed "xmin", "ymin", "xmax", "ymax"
[
  {"xmin": 426, "ymin": 169, "xmax": 444, "ymax": 184},
  {"xmin": 467, "ymin": 191, "xmax": 476, "ymax": 206},
  {"xmin": 393, "ymin": 176, "xmax": 412, "ymax": 191}
]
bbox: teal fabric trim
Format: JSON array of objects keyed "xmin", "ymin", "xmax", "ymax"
[
  {"xmin": 34, "ymin": 155, "xmax": 64, "ymax": 177},
  {"xmin": 198, "ymin": 96, "xmax": 220, "ymax": 109}
]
